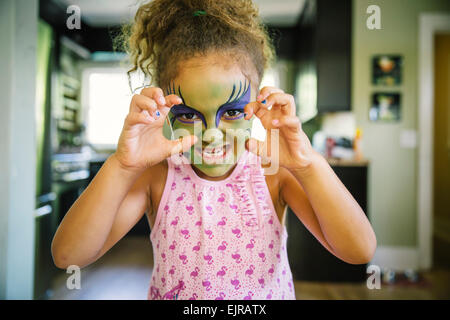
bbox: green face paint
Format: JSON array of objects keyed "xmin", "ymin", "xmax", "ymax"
[{"xmin": 166, "ymin": 63, "xmax": 255, "ymax": 178}]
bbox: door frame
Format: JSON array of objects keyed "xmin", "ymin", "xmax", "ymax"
[{"xmin": 418, "ymin": 14, "xmax": 450, "ymax": 269}]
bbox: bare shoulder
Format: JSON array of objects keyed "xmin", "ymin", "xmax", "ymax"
[
  {"xmin": 264, "ymin": 167, "xmax": 292, "ymax": 192},
  {"xmin": 129, "ymin": 160, "xmax": 167, "ymax": 193},
  {"xmin": 146, "ymin": 159, "xmax": 168, "ymax": 190}
]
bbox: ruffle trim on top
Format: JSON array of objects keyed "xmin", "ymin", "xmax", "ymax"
[{"xmin": 230, "ymin": 153, "xmax": 273, "ymax": 237}]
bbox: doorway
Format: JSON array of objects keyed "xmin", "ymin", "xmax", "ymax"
[
  {"xmin": 418, "ymin": 14, "xmax": 450, "ymax": 270},
  {"xmin": 433, "ymin": 33, "xmax": 450, "ymax": 269}
]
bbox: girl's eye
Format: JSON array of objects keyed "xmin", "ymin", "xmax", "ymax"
[
  {"xmin": 223, "ymin": 110, "xmax": 244, "ymax": 120},
  {"xmin": 176, "ymin": 113, "xmax": 200, "ymax": 123},
  {"xmin": 180, "ymin": 113, "xmax": 197, "ymax": 120}
]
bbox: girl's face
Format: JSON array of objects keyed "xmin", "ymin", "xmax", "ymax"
[{"xmin": 166, "ymin": 57, "xmax": 256, "ymax": 178}]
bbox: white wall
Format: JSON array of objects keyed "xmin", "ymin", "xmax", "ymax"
[
  {"xmin": 0, "ymin": 0, "xmax": 38, "ymax": 299},
  {"xmin": 353, "ymin": 0, "xmax": 450, "ymax": 269}
]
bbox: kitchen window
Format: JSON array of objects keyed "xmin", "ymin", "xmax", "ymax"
[{"xmin": 82, "ymin": 67, "xmax": 131, "ymax": 150}]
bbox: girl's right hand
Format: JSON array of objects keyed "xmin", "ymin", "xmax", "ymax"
[{"xmin": 113, "ymin": 87, "xmax": 197, "ymax": 173}]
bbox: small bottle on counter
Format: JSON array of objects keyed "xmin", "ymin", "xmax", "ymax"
[
  {"xmin": 353, "ymin": 127, "xmax": 363, "ymax": 161},
  {"xmin": 326, "ymin": 137, "xmax": 335, "ymax": 159}
]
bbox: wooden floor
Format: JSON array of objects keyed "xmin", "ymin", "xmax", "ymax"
[{"xmin": 49, "ymin": 236, "xmax": 450, "ymax": 300}]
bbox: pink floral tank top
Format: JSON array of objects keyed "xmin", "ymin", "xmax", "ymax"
[{"xmin": 147, "ymin": 150, "xmax": 296, "ymax": 300}]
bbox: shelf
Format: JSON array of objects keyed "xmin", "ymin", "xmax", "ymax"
[
  {"xmin": 57, "ymin": 119, "xmax": 80, "ymax": 132},
  {"xmin": 63, "ymin": 97, "xmax": 80, "ymax": 110},
  {"xmin": 61, "ymin": 74, "xmax": 80, "ymax": 90},
  {"xmin": 62, "ymin": 85, "xmax": 78, "ymax": 99}
]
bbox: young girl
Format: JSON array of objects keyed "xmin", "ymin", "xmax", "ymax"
[{"xmin": 51, "ymin": 0, "xmax": 376, "ymax": 300}]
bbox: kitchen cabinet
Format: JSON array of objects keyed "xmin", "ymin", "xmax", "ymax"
[
  {"xmin": 296, "ymin": 0, "xmax": 352, "ymax": 114},
  {"xmin": 316, "ymin": 0, "xmax": 352, "ymax": 112},
  {"xmin": 287, "ymin": 162, "xmax": 369, "ymax": 282}
]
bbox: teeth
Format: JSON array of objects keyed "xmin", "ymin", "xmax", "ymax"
[
  {"xmin": 204, "ymin": 148, "xmax": 223, "ymax": 156},
  {"xmin": 195, "ymin": 144, "xmax": 229, "ymax": 164},
  {"xmin": 204, "ymin": 146, "xmax": 224, "ymax": 154}
]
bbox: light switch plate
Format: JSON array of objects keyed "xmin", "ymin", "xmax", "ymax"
[{"xmin": 400, "ymin": 130, "xmax": 417, "ymax": 149}]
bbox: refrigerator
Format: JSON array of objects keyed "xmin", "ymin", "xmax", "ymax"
[{"xmin": 34, "ymin": 19, "xmax": 57, "ymax": 300}]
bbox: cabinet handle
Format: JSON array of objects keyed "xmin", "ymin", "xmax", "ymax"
[{"xmin": 35, "ymin": 204, "xmax": 52, "ymax": 218}]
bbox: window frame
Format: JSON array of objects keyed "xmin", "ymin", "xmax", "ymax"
[{"xmin": 80, "ymin": 63, "xmax": 131, "ymax": 151}]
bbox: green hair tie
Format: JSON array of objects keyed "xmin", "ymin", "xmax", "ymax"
[{"xmin": 193, "ymin": 10, "xmax": 207, "ymax": 16}]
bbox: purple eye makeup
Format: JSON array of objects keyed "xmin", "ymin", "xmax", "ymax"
[
  {"xmin": 169, "ymin": 104, "xmax": 206, "ymax": 126},
  {"xmin": 215, "ymin": 80, "xmax": 250, "ymax": 126}
]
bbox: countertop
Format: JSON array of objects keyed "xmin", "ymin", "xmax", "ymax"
[{"xmin": 326, "ymin": 157, "xmax": 369, "ymax": 167}]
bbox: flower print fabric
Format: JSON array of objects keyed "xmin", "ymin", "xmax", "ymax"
[{"xmin": 147, "ymin": 150, "xmax": 296, "ymax": 300}]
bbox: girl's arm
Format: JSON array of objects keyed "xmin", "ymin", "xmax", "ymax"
[
  {"xmin": 51, "ymin": 154, "xmax": 150, "ymax": 269},
  {"xmin": 279, "ymin": 157, "xmax": 376, "ymax": 265},
  {"xmin": 245, "ymin": 86, "xmax": 376, "ymax": 265},
  {"xmin": 51, "ymin": 87, "xmax": 197, "ymax": 269}
]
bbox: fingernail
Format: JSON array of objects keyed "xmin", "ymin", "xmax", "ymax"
[
  {"xmin": 272, "ymin": 119, "xmax": 279, "ymax": 125},
  {"xmin": 158, "ymin": 97, "xmax": 165, "ymax": 105},
  {"xmin": 257, "ymin": 95, "xmax": 262, "ymax": 101}
]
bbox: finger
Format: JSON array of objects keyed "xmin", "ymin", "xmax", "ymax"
[
  {"xmin": 255, "ymin": 105, "xmax": 269, "ymax": 119},
  {"xmin": 140, "ymin": 87, "xmax": 166, "ymax": 106},
  {"xmin": 244, "ymin": 101, "xmax": 269, "ymax": 120},
  {"xmin": 159, "ymin": 106, "xmax": 171, "ymax": 118},
  {"xmin": 272, "ymin": 116, "xmax": 301, "ymax": 132},
  {"xmin": 167, "ymin": 135, "xmax": 198, "ymax": 157},
  {"xmin": 256, "ymin": 86, "xmax": 284, "ymax": 103},
  {"xmin": 245, "ymin": 137, "xmax": 265, "ymax": 157},
  {"xmin": 264, "ymin": 93, "xmax": 296, "ymax": 116},
  {"xmin": 154, "ymin": 94, "xmax": 182, "ymax": 119},
  {"xmin": 147, "ymin": 108, "xmax": 168, "ymax": 128},
  {"xmin": 246, "ymin": 137, "xmax": 273, "ymax": 167},
  {"xmin": 125, "ymin": 111, "xmax": 154, "ymax": 127},
  {"xmin": 130, "ymin": 94, "xmax": 158, "ymax": 116},
  {"xmin": 164, "ymin": 94, "xmax": 183, "ymax": 107}
]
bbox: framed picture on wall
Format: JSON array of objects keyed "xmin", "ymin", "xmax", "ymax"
[
  {"xmin": 372, "ymin": 55, "xmax": 403, "ymax": 86},
  {"xmin": 369, "ymin": 92, "xmax": 401, "ymax": 122}
]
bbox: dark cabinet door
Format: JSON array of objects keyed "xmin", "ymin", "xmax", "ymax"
[
  {"xmin": 287, "ymin": 165, "xmax": 368, "ymax": 282},
  {"xmin": 315, "ymin": 0, "xmax": 352, "ymax": 112}
]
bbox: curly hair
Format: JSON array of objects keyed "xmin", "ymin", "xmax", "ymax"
[{"xmin": 120, "ymin": 0, "xmax": 275, "ymax": 90}]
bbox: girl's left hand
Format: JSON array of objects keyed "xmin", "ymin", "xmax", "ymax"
[{"xmin": 244, "ymin": 86, "xmax": 318, "ymax": 172}]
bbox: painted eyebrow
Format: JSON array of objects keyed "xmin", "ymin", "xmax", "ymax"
[
  {"xmin": 165, "ymin": 82, "xmax": 177, "ymax": 96},
  {"xmin": 215, "ymin": 80, "xmax": 250, "ymax": 127},
  {"xmin": 224, "ymin": 79, "xmax": 250, "ymax": 104},
  {"xmin": 170, "ymin": 85, "xmax": 208, "ymax": 127}
]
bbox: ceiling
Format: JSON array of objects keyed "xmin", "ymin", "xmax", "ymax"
[{"xmin": 57, "ymin": 0, "xmax": 306, "ymax": 27}]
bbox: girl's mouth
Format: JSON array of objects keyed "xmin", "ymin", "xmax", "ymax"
[{"xmin": 194, "ymin": 144, "xmax": 232, "ymax": 164}]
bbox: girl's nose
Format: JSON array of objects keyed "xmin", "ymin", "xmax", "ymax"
[{"xmin": 202, "ymin": 128, "xmax": 223, "ymax": 144}]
